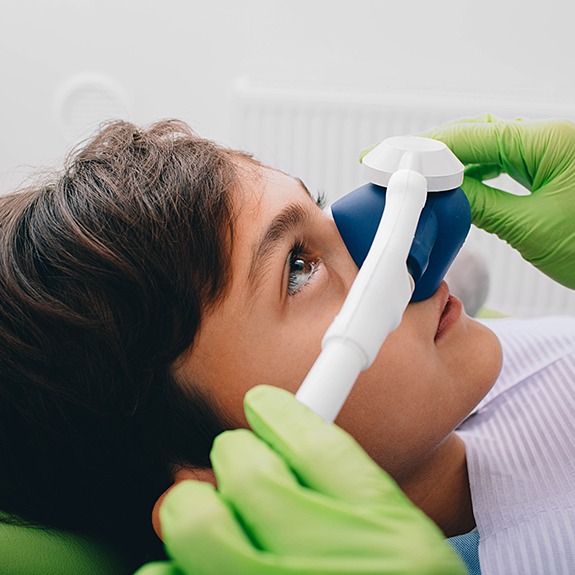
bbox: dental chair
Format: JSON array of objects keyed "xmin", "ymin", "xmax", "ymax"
[{"xmin": 0, "ymin": 516, "xmax": 129, "ymax": 575}]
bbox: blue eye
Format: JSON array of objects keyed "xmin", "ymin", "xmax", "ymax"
[{"xmin": 287, "ymin": 246, "xmax": 316, "ymax": 296}]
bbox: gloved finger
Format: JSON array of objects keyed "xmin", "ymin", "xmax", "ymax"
[
  {"xmin": 421, "ymin": 113, "xmax": 503, "ymax": 134},
  {"xmin": 211, "ymin": 427, "xmax": 339, "ymax": 553},
  {"xmin": 428, "ymin": 119, "xmax": 553, "ymax": 189},
  {"xmin": 160, "ymin": 480, "xmax": 263, "ymax": 575},
  {"xmin": 244, "ymin": 386, "xmax": 407, "ymax": 507},
  {"xmin": 132, "ymin": 562, "xmax": 183, "ymax": 575},
  {"xmin": 464, "ymin": 163, "xmax": 503, "ymax": 182},
  {"xmin": 363, "ymin": 115, "xmax": 504, "ymax": 165},
  {"xmin": 460, "ymin": 175, "xmax": 527, "ymax": 237},
  {"xmin": 423, "ymin": 120, "xmax": 510, "ymax": 166},
  {"xmin": 211, "ymin": 427, "xmax": 439, "ymax": 558}
]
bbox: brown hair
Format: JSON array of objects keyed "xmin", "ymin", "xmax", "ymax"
[{"xmin": 0, "ymin": 120, "xmax": 244, "ymax": 566}]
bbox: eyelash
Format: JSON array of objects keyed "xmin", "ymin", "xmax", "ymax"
[
  {"xmin": 315, "ymin": 190, "xmax": 327, "ymax": 209},
  {"xmin": 287, "ymin": 240, "xmax": 318, "ymax": 297}
]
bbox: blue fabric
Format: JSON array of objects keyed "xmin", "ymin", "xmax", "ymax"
[{"xmin": 447, "ymin": 529, "xmax": 480, "ymax": 575}]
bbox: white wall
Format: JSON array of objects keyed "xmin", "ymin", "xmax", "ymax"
[
  {"xmin": 2, "ymin": 0, "xmax": 575, "ymax": 317},
  {"xmin": 1, "ymin": 0, "xmax": 574, "ymax": 192}
]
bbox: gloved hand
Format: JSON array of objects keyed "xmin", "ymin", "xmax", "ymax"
[
  {"xmin": 423, "ymin": 115, "xmax": 575, "ymax": 289},
  {"xmin": 134, "ymin": 385, "xmax": 465, "ymax": 575}
]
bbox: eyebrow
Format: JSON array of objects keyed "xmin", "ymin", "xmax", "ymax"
[{"xmin": 247, "ymin": 202, "xmax": 310, "ymax": 294}]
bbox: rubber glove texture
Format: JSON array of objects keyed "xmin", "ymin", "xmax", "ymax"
[
  {"xmin": 135, "ymin": 385, "xmax": 465, "ymax": 575},
  {"xmin": 423, "ymin": 115, "xmax": 575, "ymax": 289}
]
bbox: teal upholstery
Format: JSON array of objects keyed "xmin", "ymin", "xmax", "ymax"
[{"xmin": 0, "ymin": 519, "xmax": 129, "ymax": 575}]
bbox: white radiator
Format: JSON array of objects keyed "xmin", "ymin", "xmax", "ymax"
[{"xmin": 232, "ymin": 79, "xmax": 575, "ymax": 318}]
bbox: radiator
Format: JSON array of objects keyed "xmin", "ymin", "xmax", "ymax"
[{"xmin": 232, "ymin": 79, "xmax": 575, "ymax": 317}]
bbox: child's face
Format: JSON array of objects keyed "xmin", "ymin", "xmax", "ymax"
[{"xmin": 175, "ymin": 163, "xmax": 502, "ymax": 483}]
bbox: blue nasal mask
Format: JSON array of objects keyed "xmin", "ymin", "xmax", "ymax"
[
  {"xmin": 331, "ymin": 180, "xmax": 471, "ymax": 302},
  {"xmin": 295, "ymin": 136, "xmax": 471, "ymax": 423}
]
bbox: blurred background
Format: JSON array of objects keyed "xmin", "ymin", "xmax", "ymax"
[{"xmin": 2, "ymin": 0, "xmax": 575, "ymax": 316}]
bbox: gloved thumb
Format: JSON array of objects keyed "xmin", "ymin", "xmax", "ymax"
[
  {"xmin": 460, "ymin": 175, "xmax": 525, "ymax": 241},
  {"xmin": 244, "ymin": 385, "xmax": 405, "ymax": 506}
]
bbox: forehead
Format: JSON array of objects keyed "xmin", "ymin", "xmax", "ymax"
[
  {"xmin": 233, "ymin": 162, "xmax": 312, "ymax": 228},
  {"xmin": 228, "ymin": 162, "xmax": 313, "ymax": 279},
  {"xmin": 240, "ymin": 163, "xmax": 307, "ymax": 205}
]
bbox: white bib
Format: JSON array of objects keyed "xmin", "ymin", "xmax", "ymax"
[{"xmin": 457, "ymin": 316, "xmax": 575, "ymax": 574}]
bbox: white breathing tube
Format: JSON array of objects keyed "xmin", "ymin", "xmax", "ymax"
[{"xmin": 295, "ymin": 137, "xmax": 464, "ymax": 423}]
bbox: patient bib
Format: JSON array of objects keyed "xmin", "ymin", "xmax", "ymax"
[{"xmin": 457, "ymin": 316, "xmax": 575, "ymax": 574}]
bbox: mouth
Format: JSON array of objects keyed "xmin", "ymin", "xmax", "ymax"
[{"xmin": 434, "ymin": 281, "xmax": 463, "ymax": 342}]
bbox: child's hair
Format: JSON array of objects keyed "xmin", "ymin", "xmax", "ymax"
[{"xmin": 0, "ymin": 120, "xmax": 245, "ymax": 566}]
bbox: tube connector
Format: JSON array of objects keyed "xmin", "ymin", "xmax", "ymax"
[{"xmin": 361, "ymin": 136, "xmax": 464, "ymax": 191}]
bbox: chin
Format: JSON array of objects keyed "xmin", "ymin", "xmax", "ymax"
[{"xmin": 465, "ymin": 318, "xmax": 503, "ymax": 398}]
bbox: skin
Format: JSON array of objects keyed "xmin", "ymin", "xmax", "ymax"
[{"xmin": 159, "ymin": 161, "xmax": 503, "ymax": 538}]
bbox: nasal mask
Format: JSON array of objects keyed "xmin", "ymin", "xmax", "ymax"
[{"xmin": 295, "ymin": 136, "xmax": 470, "ymax": 422}]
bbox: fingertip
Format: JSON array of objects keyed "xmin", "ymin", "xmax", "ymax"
[
  {"xmin": 210, "ymin": 427, "xmax": 291, "ymax": 492},
  {"xmin": 133, "ymin": 562, "xmax": 181, "ymax": 575},
  {"xmin": 160, "ymin": 480, "xmax": 216, "ymax": 524},
  {"xmin": 158, "ymin": 479, "xmax": 259, "ymax": 574},
  {"xmin": 461, "ymin": 176, "xmax": 523, "ymax": 233},
  {"xmin": 244, "ymin": 385, "xmax": 305, "ymax": 432},
  {"xmin": 211, "ymin": 428, "xmax": 254, "ymax": 466},
  {"xmin": 159, "ymin": 481, "xmax": 224, "ymax": 552},
  {"xmin": 152, "ymin": 467, "xmax": 217, "ymax": 541},
  {"xmin": 244, "ymin": 384, "xmax": 290, "ymax": 410},
  {"xmin": 460, "ymin": 175, "xmax": 490, "ymax": 208}
]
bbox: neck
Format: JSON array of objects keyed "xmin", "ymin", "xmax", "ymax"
[{"xmin": 400, "ymin": 433, "xmax": 475, "ymax": 538}]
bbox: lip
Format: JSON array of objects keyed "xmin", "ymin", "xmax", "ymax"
[{"xmin": 434, "ymin": 281, "xmax": 463, "ymax": 342}]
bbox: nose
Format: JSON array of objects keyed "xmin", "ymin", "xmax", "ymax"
[{"xmin": 324, "ymin": 207, "xmax": 360, "ymax": 293}]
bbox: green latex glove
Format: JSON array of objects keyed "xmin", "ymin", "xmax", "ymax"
[
  {"xmin": 423, "ymin": 115, "xmax": 575, "ymax": 289},
  {"xmin": 134, "ymin": 385, "xmax": 465, "ymax": 575}
]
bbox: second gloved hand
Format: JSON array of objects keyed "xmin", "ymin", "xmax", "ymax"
[
  {"xmin": 423, "ymin": 115, "xmax": 575, "ymax": 289},
  {"xmin": 141, "ymin": 385, "xmax": 465, "ymax": 575}
]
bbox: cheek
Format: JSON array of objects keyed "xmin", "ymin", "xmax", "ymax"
[
  {"xmin": 333, "ymin": 314, "xmax": 502, "ymax": 480},
  {"xmin": 195, "ymin": 296, "xmax": 342, "ymax": 429},
  {"xmin": 209, "ymin": 262, "xmax": 354, "ymax": 426},
  {"xmin": 334, "ymin": 327, "xmax": 433, "ymax": 475},
  {"xmin": 248, "ymin": 295, "xmax": 340, "ymax": 390}
]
